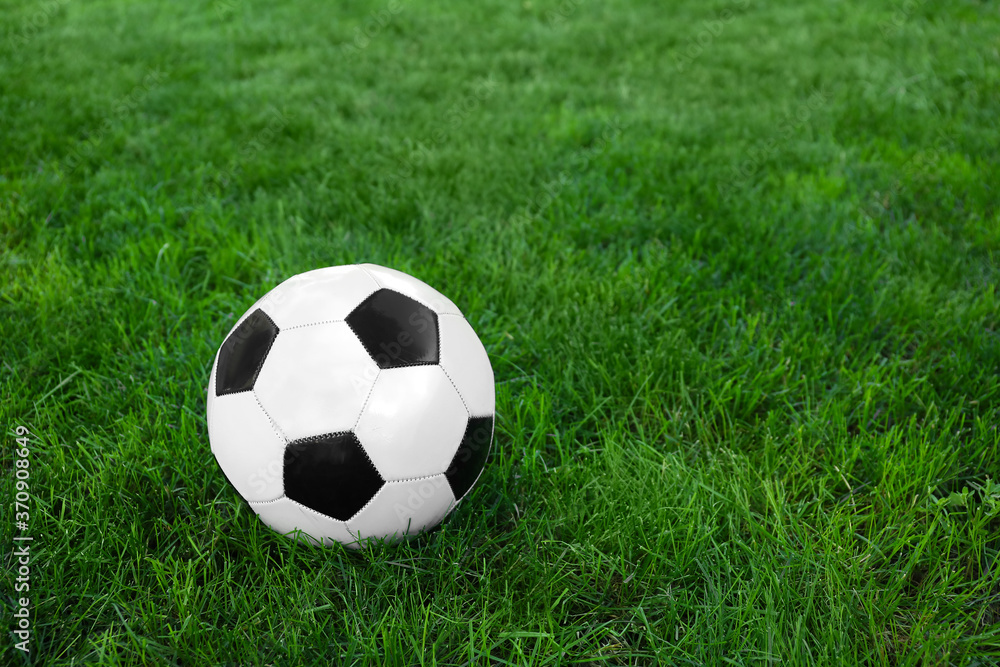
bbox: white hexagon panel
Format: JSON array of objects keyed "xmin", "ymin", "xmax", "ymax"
[
  {"xmin": 259, "ymin": 265, "xmax": 379, "ymax": 330},
  {"xmin": 347, "ymin": 475, "xmax": 456, "ymax": 543},
  {"xmin": 206, "ymin": 264, "xmax": 496, "ymax": 549},
  {"xmin": 209, "ymin": 389, "xmax": 285, "ymax": 502},
  {"xmin": 355, "ymin": 365, "xmax": 469, "ymax": 481},
  {"xmin": 249, "ymin": 496, "xmax": 357, "ymax": 547},
  {"xmin": 254, "ymin": 322, "xmax": 379, "ymax": 442},
  {"xmin": 438, "ymin": 314, "xmax": 495, "ymax": 417}
]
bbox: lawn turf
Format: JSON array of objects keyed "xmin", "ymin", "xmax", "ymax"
[{"xmin": 1, "ymin": 0, "xmax": 999, "ymax": 664}]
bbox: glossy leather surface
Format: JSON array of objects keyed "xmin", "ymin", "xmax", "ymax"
[
  {"xmin": 347, "ymin": 474, "xmax": 455, "ymax": 543},
  {"xmin": 355, "ymin": 365, "xmax": 469, "ymax": 481},
  {"xmin": 216, "ymin": 309, "xmax": 279, "ymax": 395},
  {"xmin": 438, "ymin": 314, "xmax": 495, "ymax": 417},
  {"xmin": 208, "ymin": 264, "xmax": 496, "ymax": 546},
  {"xmin": 253, "ymin": 322, "xmax": 379, "ymax": 442},
  {"xmin": 260, "ymin": 265, "xmax": 379, "ymax": 330},
  {"xmin": 249, "ymin": 496, "xmax": 359, "ymax": 548},
  {"xmin": 284, "ymin": 432, "xmax": 384, "ymax": 521},
  {"xmin": 209, "ymin": 389, "xmax": 285, "ymax": 502},
  {"xmin": 358, "ymin": 263, "xmax": 462, "ymax": 315},
  {"xmin": 346, "ymin": 289, "xmax": 439, "ymax": 368},
  {"xmin": 446, "ymin": 415, "xmax": 494, "ymax": 501}
]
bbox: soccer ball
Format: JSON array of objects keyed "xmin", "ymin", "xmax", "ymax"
[{"xmin": 206, "ymin": 264, "xmax": 495, "ymax": 548}]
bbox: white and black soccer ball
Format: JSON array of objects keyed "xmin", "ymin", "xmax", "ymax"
[{"xmin": 206, "ymin": 264, "xmax": 495, "ymax": 548}]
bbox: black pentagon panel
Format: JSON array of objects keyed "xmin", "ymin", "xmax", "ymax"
[
  {"xmin": 346, "ymin": 289, "xmax": 438, "ymax": 369},
  {"xmin": 216, "ymin": 309, "xmax": 279, "ymax": 396},
  {"xmin": 446, "ymin": 416, "xmax": 493, "ymax": 501},
  {"xmin": 284, "ymin": 432, "xmax": 384, "ymax": 521}
]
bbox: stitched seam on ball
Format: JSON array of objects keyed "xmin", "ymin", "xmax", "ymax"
[
  {"xmin": 439, "ymin": 316, "xmax": 495, "ymax": 416},
  {"xmin": 379, "ymin": 286, "xmax": 436, "ymax": 314},
  {"xmin": 348, "ymin": 370, "xmax": 389, "ymax": 521},
  {"xmin": 252, "ymin": 387, "xmax": 288, "ymax": 445},
  {"xmin": 352, "ymin": 368, "xmax": 380, "ymax": 432},
  {"xmin": 247, "ymin": 309, "xmax": 280, "ymax": 390},
  {"xmin": 284, "ymin": 431, "xmax": 383, "ymax": 527},
  {"xmin": 288, "ymin": 430, "xmax": 351, "ymax": 444},
  {"xmin": 440, "ymin": 366, "xmax": 471, "ymax": 419},
  {"xmin": 285, "ymin": 431, "xmax": 384, "ymax": 489},
  {"xmin": 435, "ymin": 311, "xmax": 441, "ymax": 363},
  {"xmin": 356, "ymin": 264, "xmax": 383, "ymax": 291},
  {"xmin": 284, "ymin": 318, "xmax": 346, "ymax": 331},
  {"xmin": 349, "ymin": 381, "xmax": 385, "ymax": 488},
  {"xmin": 343, "ymin": 287, "xmax": 385, "ymax": 361},
  {"xmin": 457, "ymin": 466, "xmax": 487, "ymax": 502},
  {"xmin": 283, "ymin": 433, "xmax": 384, "ymax": 524},
  {"xmin": 345, "ymin": 280, "xmax": 440, "ymax": 365},
  {"xmin": 377, "ymin": 360, "xmax": 439, "ymax": 369},
  {"xmin": 348, "ymin": 482, "xmax": 384, "ymax": 520},
  {"xmin": 216, "ymin": 386, "xmax": 254, "ymax": 397},
  {"xmin": 248, "ymin": 494, "xmax": 288, "ymax": 507},
  {"xmin": 344, "ymin": 317, "xmax": 362, "ymax": 350},
  {"xmin": 342, "ymin": 272, "xmax": 383, "ymax": 350},
  {"xmin": 358, "ymin": 264, "xmax": 438, "ymax": 312},
  {"xmin": 286, "ymin": 496, "xmax": 352, "ymax": 523},
  {"xmin": 398, "ymin": 286, "xmax": 437, "ymax": 316},
  {"xmin": 388, "ymin": 471, "xmax": 450, "ymax": 484},
  {"xmin": 453, "ymin": 416, "xmax": 494, "ymax": 501}
]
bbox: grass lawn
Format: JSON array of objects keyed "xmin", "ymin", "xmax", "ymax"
[{"xmin": 2, "ymin": 0, "xmax": 999, "ymax": 664}]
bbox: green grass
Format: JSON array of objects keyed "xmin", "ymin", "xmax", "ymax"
[{"xmin": 2, "ymin": 0, "xmax": 999, "ymax": 664}]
